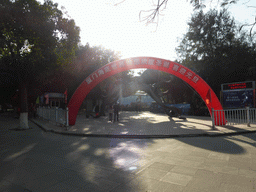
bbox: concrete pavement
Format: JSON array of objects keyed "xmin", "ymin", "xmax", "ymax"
[
  {"xmin": 1, "ymin": 112, "xmax": 256, "ymax": 191},
  {"xmin": 32, "ymin": 111, "xmax": 256, "ymax": 138}
]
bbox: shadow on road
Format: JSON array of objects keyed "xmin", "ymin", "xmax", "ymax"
[
  {"xmin": 72, "ymin": 111, "xmax": 252, "ymax": 155},
  {"xmin": 0, "ymin": 116, "xmax": 156, "ymax": 191},
  {"xmin": 177, "ymin": 136, "xmax": 246, "ymax": 154}
]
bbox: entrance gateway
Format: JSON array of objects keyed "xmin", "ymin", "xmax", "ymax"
[{"xmin": 67, "ymin": 57, "xmax": 225, "ymax": 125}]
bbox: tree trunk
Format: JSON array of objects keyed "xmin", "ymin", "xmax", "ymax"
[{"xmin": 19, "ymin": 81, "xmax": 29, "ymax": 129}]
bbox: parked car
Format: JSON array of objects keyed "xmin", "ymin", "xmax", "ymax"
[{"xmin": 0, "ymin": 103, "xmax": 14, "ymax": 112}]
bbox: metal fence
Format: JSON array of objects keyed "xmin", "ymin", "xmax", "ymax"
[
  {"xmin": 37, "ymin": 106, "xmax": 69, "ymax": 126},
  {"xmin": 212, "ymin": 107, "xmax": 256, "ymax": 128}
]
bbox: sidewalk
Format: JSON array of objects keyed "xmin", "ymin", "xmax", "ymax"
[
  {"xmin": 32, "ymin": 111, "xmax": 256, "ymax": 138},
  {"xmin": 1, "ymin": 112, "xmax": 256, "ymax": 192}
]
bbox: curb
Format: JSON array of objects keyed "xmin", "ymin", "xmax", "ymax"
[{"xmin": 30, "ymin": 119, "xmax": 256, "ymax": 139}]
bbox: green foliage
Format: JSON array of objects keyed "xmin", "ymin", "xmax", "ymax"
[
  {"xmin": 138, "ymin": 69, "xmax": 195, "ymax": 105},
  {"xmin": 176, "ymin": 9, "xmax": 256, "ymax": 95},
  {"xmin": 0, "ymin": 0, "xmax": 80, "ymax": 117},
  {"xmin": 54, "ymin": 44, "xmax": 122, "ymax": 99},
  {"xmin": 140, "ymin": 69, "xmax": 170, "ymax": 85},
  {"xmin": 73, "ymin": 44, "xmax": 121, "ymax": 75},
  {"xmin": 176, "ymin": 9, "xmax": 236, "ymax": 68},
  {"xmin": 0, "ymin": 0, "xmax": 80, "ymax": 82}
]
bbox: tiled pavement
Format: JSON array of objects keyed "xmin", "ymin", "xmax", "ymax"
[
  {"xmin": 33, "ymin": 111, "xmax": 256, "ymax": 137},
  {"xmin": 1, "ymin": 112, "xmax": 256, "ymax": 192}
]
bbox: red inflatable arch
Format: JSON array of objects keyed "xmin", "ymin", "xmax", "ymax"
[{"xmin": 68, "ymin": 57, "xmax": 225, "ymax": 125}]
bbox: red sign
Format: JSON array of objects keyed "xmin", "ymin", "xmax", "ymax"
[
  {"xmin": 223, "ymin": 82, "xmax": 253, "ymax": 90},
  {"xmin": 228, "ymin": 83, "xmax": 246, "ymax": 89}
]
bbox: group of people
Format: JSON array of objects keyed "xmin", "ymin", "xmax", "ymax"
[{"xmin": 108, "ymin": 103, "xmax": 119, "ymax": 122}]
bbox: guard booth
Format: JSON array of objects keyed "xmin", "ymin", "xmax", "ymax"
[
  {"xmin": 221, "ymin": 81, "xmax": 255, "ymax": 109},
  {"xmin": 40, "ymin": 92, "xmax": 66, "ymax": 108},
  {"xmin": 37, "ymin": 92, "xmax": 69, "ymax": 126}
]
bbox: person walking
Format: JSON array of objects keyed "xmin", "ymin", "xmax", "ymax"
[
  {"xmin": 108, "ymin": 105, "xmax": 114, "ymax": 122},
  {"xmin": 95, "ymin": 105, "xmax": 100, "ymax": 118},
  {"xmin": 113, "ymin": 102, "xmax": 119, "ymax": 122}
]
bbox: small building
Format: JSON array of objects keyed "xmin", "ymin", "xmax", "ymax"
[{"xmin": 40, "ymin": 92, "xmax": 66, "ymax": 108}]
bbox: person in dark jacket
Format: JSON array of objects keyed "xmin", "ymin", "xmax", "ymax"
[
  {"xmin": 113, "ymin": 102, "xmax": 120, "ymax": 122},
  {"xmin": 95, "ymin": 105, "xmax": 100, "ymax": 118},
  {"xmin": 108, "ymin": 105, "xmax": 114, "ymax": 122}
]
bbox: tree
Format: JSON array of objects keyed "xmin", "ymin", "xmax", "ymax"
[
  {"xmin": 0, "ymin": 0, "xmax": 80, "ymax": 129},
  {"xmin": 138, "ymin": 69, "xmax": 195, "ymax": 106},
  {"xmin": 66, "ymin": 44, "xmax": 121, "ymax": 98},
  {"xmin": 176, "ymin": 9, "xmax": 256, "ymax": 95}
]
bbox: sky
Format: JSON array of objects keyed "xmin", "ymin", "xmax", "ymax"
[{"xmin": 39, "ymin": 0, "xmax": 256, "ymax": 61}]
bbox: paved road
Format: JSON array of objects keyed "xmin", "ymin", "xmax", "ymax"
[{"xmin": 1, "ymin": 113, "xmax": 256, "ymax": 191}]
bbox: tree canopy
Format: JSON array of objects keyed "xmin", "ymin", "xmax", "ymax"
[
  {"xmin": 176, "ymin": 8, "xmax": 256, "ymax": 95},
  {"xmin": 0, "ymin": 0, "xmax": 80, "ymax": 128},
  {"xmin": 65, "ymin": 44, "xmax": 122, "ymax": 100},
  {"xmin": 0, "ymin": 0, "xmax": 80, "ymax": 81},
  {"xmin": 138, "ymin": 8, "xmax": 256, "ymax": 114}
]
